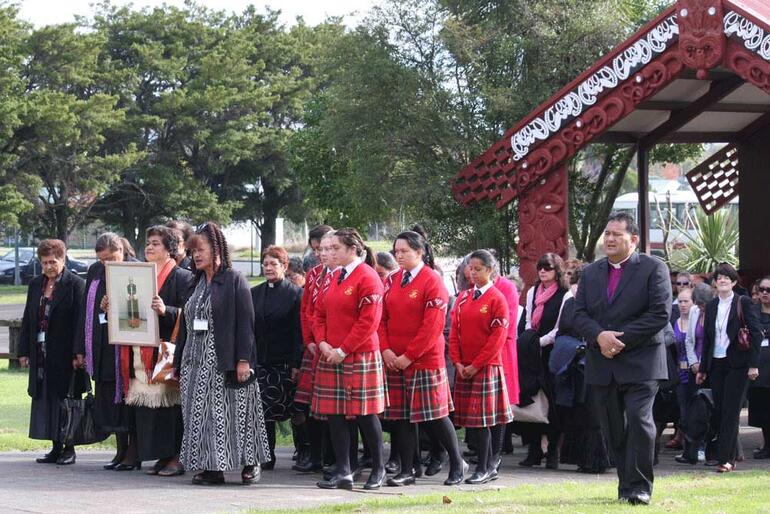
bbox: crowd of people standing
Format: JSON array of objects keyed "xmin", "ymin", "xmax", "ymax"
[{"xmin": 14, "ymin": 213, "xmax": 768, "ymax": 505}]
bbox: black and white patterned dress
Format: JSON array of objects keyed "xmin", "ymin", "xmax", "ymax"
[{"xmin": 179, "ymin": 280, "xmax": 270, "ymax": 471}]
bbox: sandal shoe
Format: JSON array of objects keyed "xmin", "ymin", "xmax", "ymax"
[
  {"xmin": 241, "ymin": 465, "xmax": 261, "ymax": 485},
  {"xmin": 192, "ymin": 471, "xmax": 225, "ymax": 485},
  {"xmin": 158, "ymin": 466, "xmax": 185, "ymax": 477}
]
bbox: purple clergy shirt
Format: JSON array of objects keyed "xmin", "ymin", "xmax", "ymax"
[{"xmin": 607, "ymin": 258, "xmax": 629, "ymax": 300}]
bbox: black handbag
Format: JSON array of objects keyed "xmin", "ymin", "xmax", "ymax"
[{"xmin": 58, "ymin": 370, "xmax": 106, "ymax": 446}]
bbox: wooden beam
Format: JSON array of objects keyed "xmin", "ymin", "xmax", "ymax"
[
  {"xmin": 639, "ymin": 76, "xmax": 745, "ymax": 147},
  {"xmin": 593, "ymin": 132, "xmax": 640, "ymax": 144},
  {"xmin": 679, "ymin": 69, "xmax": 736, "ymax": 80},
  {"xmin": 637, "ymin": 101, "xmax": 770, "ymax": 113},
  {"xmin": 737, "ymin": 112, "xmax": 770, "ymax": 141},
  {"xmin": 638, "ymin": 144, "xmax": 650, "ymax": 255},
  {"xmin": 657, "ymin": 132, "xmax": 739, "ymax": 143}
]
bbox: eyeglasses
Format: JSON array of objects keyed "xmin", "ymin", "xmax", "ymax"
[
  {"xmin": 537, "ymin": 265, "xmax": 554, "ymax": 272},
  {"xmin": 759, "ymin": 287, "xmax": 770, "ymax": 294},
  {"xmin": 676, "ymin": 281, "xmax": 690, "ymax": 286}
]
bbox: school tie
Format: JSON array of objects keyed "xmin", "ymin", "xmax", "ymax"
[
  {"xmin": 337, "ymin": 268, "xmax": 347, "ymax": 285},
  {"xmin": 401, "ymin": 270, "xmax": 411, "ymax": 288},
  {"xmin": 473, "ymin": 288, "xmax": 482, "ymax": 300}
]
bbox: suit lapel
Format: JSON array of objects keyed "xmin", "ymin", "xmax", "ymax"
[
  {"xmin": 596, "ymin": 259, "xmax": 609, "ymax": 309},
  {"xmin": 609, "ymin": 253, "xmax": 639, "ymax": 305},
  {"xmin": 48, "ymin": 271, "xmax": 70, "ymax": 316}
]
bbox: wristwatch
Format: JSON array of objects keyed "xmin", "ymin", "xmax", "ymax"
[{"xmin": 335, "ymin": 348, "xmax": 347, "ymax": 359}]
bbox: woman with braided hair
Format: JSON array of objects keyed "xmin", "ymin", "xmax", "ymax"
[{"xmin": 173, "ymin": 222, "xmax": 271, "ymax": 485}]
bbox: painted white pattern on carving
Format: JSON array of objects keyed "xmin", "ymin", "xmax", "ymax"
[
  {"xmin": 724, "ymin": 11, "xmax": 770, "ymax": 62},
  {"xmin": 509, "ymin": 15, "xmax": 679, "ymax": 162}
]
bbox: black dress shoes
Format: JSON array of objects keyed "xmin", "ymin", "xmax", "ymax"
[
  {"xmin": 292, "ymin": 459, "xmax": 323, "ymax": 472},
  {"xmin": 317, "ymin": 473, "xmax": 354, "ymax": 490},
  {"xmin": 36, "ymin": 447, "xmax": 61, "ymax": 464},
  {"xmin": 753, "ymin": 447, "xmax": 769, "ymax": 459},
  {"xmin": 518, "ymin": 446, "xmax": 544, "ymax": 467},
  {"xmin": 192, "ymin": 471, "xmax": 225, "ymax": 485},
  {"xmin": 425, "ymin": 456, "xmax": 444, "ymax": 476},
  {"xmin": 384, "ymin": 458, "xmax": 400, "ymax": 474},
  {"xmin": 628, "ymin": 492, "xmax": 651, "ymax": 505},
  {"xmin": 545, "ymin": 450, "xmax": 559, "ymax": 470},
  {"xmin": 56, "ymin": 447, "xmax": 76, "ymax": 465},
  {"xmin": 386, "ymin": 472, "xmax": 416, "ymax": 487},
  {"xmin": 465, "ymin": 469, "xmax": 493, "ymax": 485},
  {"xmin": 363, "ymin": 468, "xmax": 387, "ymax": 490},
  {"xmin": 675, "ymin": 454, "xmax": 697, "ymax": 465},
  {"xmin": 261, "ymin": 454, "xmax": 276, "ymax": 470},
  {"xmin": 114, "ymin": 460, "xmax": 142, "ymax": 471},
  {"xmin": 444, "ymin": 461, "xmax": 469, "ymax": 486}
]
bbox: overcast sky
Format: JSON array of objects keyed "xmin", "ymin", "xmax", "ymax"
[{"xmin": 18, "ymin": 0, "xmax": 377, "ymax": 27}]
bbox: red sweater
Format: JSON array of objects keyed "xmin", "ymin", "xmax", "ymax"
[
  {"xmin": 315, "ymin": 262, "xmax": 384, "ymax": 355},
  {"xmin": 449, "ymin": 286, "xmax": 509, "ymax": 369},
  {"xmin": 300, "ymin": 264, "xmax": 322, "ymax": 345},
  {"xmin": 378, "ymin": 267, "xmax": 449, "ymax": 370}
]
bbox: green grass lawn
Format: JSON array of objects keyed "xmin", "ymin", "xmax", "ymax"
[
  {"xmin": 0, "ymin": 285, "xmax": 27, "ymax": 305},
  {"xmin": 263, "ymin": 471, "xmax": 770, "ymax": 513}
]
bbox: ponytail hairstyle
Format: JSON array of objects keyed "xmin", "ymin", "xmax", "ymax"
[
  {"xmin": 334, "ymin": 227, "xmax": 375, "ymax": 268},
  {"xmin": 186, "ymin": 222, "xmax": 232, "ymax": 277},
  {"xmin": 406, "ymin": 224, "xmax": 436, "ymax": 269},
  {"xmin": 394, "ymin": 230, "xmax": 435, "ymax": 269}
]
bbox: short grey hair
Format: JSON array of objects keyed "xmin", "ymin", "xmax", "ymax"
[{"xmin": 692, "ymin": 282, "xmax": 714, "ymax": 307}]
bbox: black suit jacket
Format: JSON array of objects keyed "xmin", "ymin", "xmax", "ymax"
[
  {"xmin": 701, "ymin": 294, "xmax": 763, "ymax": 371},
  {"xmin": 573, "ymin": 252, "xmax": 672, "ymax": 386},
  {"xmin": 157, "ymin": 266, "xmax": 194, "ymax": 343},
  {"xmin": 174, "ymin": 268, "xmax": 257, "ymax": 373},
  {"xmin": 251, "ymin": 278, "xmax": 303, "ymax": 368},
  {"xmin": 19, "ymin": 269, "xmax": 86, "ymax": 399}
]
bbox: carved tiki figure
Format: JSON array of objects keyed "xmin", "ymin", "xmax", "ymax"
[
  {"xmin": 677, "ymin": 0, "xmax": 726, "ymax": 79},
  {"xmin": 126, "ymin": 277, "xmax": 141, "ymax": 328}
]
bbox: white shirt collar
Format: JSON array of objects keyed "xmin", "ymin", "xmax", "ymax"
[
  {"xmin": 608, "ymin": 253, "xmax": 632, "ymax": 270},
  {"xmin": 341, "ymin": 257, "xmax": 362, "ymax": 279},
  {"xmin": 719, "ymin": 292, "xmax": 734, "ymax": 305},
  {"xmin": 474, "ymin": 281, "xmax": 494, "ymax": 296},
  {"xmin": 405, "ymin": 261, "xmax": 424, "ymax": 281}
]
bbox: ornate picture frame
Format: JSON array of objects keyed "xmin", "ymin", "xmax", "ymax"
[{"xmin": 105, "ymin": 261, "xmax": 159, "ymax": 346}]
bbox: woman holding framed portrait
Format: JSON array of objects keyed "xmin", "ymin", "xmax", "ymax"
[{"xmin": 173, "ymin": 222, "xmax": 270, "ymax": 486}]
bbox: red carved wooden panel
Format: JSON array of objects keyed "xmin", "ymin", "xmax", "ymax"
[
  {"xmin": 677, "ymin": 0, "xmax": 726, "ymax": 80},
  {"xmin": 517, "ymin": 165, "xmax": 569, "ymax": 291},
  {"xmin": 686, "ymin": 144, "xmax": 740, "ymax": 214}
]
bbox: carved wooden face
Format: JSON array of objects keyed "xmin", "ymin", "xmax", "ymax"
[{"xmin": 677, "ymin": 1, "xmax": 725, "ymax": 79}]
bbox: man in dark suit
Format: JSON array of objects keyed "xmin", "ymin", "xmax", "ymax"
[{"xmin": 574, "ymin": 212, "xmax": 672, "ymax": 505}]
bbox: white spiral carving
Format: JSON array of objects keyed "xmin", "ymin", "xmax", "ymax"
[
  {"xmin": 509, "ymin": 15, "xmax": 680, "ymax": 162},
  {"xmin": 724, "ymin": 11, "xmax": 770, "ymax": 62}
]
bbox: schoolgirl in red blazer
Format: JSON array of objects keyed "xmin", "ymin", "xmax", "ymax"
[
  {"xmin": 449, "ymin": 249, "xmax": 513, "ymax": 485},
  {"xmin": 293, "ymin": 225, "xmax": 333, "ymax": 472},
  {"xmin": 379, "ymin": 231, "xmax": 468, "ymax": 487},
  {"xmin": 312, "ymin": 228, "xmax": 387, "ymax": 491}
]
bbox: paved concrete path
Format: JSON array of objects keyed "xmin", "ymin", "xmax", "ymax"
[{"xmin": 0, "ymin": 424, "xmax": 766, "ymax": 514}]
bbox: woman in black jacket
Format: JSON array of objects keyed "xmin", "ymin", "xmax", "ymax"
[
  {"xmin": 74, "ymin": 232, "xmax": 133, "ymax": 469},
  {"xmin": 697, "ymin": 263, "xmax": 763, "ymax": 473},
  {"xmin": 173, "ymin": 222, "xmax": 270, "ymax": 486},
  {"xmin": 251, "ymin": 245, "xmax": 303, "ymax": 469},
  {"xmin": 19, "ymin": 240, "xmax": 86, "ymax": 465}
]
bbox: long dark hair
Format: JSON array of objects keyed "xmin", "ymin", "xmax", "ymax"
[
  {"xmin": 334, "ymin": 228, "xmax": 375, "ymax": 267},
  {"xmin": 536, "ymin": 252, "xmax": 569, "ymax": 290},
  {"xmin": 187, "ymin": 222, "xmax": 232, "ymax": 276},
  {"xmin": 394, "ymin": 230, "xmax": 435, "ymax": 269}
]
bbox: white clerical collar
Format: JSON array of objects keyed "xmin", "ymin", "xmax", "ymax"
[
  {"xmin": 406, "ymin": 261, "xmax": 424, "ymax": 280},
  {"xmin": 474, "ymin": 281, "xmax": 494, "ymax": 296},
  {"xmin": 608, "ymin": 253, "xmax": 632, "ymax": 270},
  {"xmin": 719, "ymin": 292, "xmax": 734, "ymax": 305},
  {"xmin": 342, "ymin": 257, "xmax": 362, "ymax": 278}
]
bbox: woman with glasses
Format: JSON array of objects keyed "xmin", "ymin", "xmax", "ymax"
[
  {"xmin": 748, "ymin": 276, "xmax": 770, "ymax": 459},
  {"xmin": 697, "ymin": 263, "xmax": 763, "ymax": 473},
  {"xmin": 517, "ymin": 253, "xmax": 570, "ymax": 469}
]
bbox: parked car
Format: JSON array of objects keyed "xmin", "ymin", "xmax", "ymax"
[
  {"xmin": 0, "ymin": 248, "xmax": 36, "ymax": 284},
  {"xmin": 19, "ymin": 255, "xmax": 89, "ymax": 285}
]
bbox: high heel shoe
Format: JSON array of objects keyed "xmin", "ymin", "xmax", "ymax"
[{"xmin": 114, "ymin": 460, "xmax": 142, "ymax": 471}]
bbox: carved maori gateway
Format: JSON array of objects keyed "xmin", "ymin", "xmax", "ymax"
[{"xmin": 452, "ymin": 0, "xmax": 770, "ymax": 288}]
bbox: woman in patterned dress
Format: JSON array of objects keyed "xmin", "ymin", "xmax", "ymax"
[
  {"xmin": 173, "ymin": 222, "xmax": 270, "ymax": 485},
  {"xmin": 449, "ymin": 249, "xmax": 513, "ymax": 485},
  {"xmin": 379, "ymin": 231, "xmax": 468, "ymax": 487}
]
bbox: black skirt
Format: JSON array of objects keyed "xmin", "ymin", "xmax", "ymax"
[
  {"xmin": 93, "ymin": 381, "xmax": 129, "ymax": 433},
  {"xmin": 748, "ymin": 387, "xmax": 770, "ymax": 428},
  {"xmin": 29, "ymin": 377, "xmax": 61, "ymax": 441},
  {"xmin": 257, "ymin": 364, "xmax": 296, "ymax": 422},
  {"xmin": 558, "ymin": 404, "xmax": 611, "ymax": 472},
  {"xmin": 134, "ymin": 405, "xmax": 184, "ymax": 461}
]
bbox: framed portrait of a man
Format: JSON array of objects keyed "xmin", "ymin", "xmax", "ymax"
[{"xmin": 105, "ymin": 261, "xmax": 160, "ymax": 346}]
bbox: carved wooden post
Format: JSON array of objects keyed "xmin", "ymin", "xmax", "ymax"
[{"xmin": 517, "ymin": 164, "xmax": 569, "ymax": 294}]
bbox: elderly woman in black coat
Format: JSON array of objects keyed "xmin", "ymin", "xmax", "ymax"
[
  {"xmin": 19, "ymin": 239, "xmax": 85, "ymax": 465},
  {"xmin": 251, "ymin": 245, "xmax": 303, "ymax": 469}
]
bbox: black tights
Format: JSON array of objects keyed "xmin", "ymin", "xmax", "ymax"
[
  {"xmin": 425, "ymin": 417, "xmax": 464, "ymax": 472},
  {"xmin": 266, "ymin": 421, "xmax": 277, "ymax": 458},
  {"xmin": 392, "ymin": 420, "xmax": 418, "ymax": 474},
  {"xmin": 469, "ymin": 424, "xmax": 503, "ymax": 473},
  {"xmin": 328, "ymin": 415, "xmax": 382, "ymax": 475}
]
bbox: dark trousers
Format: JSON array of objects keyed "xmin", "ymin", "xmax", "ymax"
[
  {"xmin": 710, "ymin": 358, "xmax": 750, "ymax": 465},
  {"xmin": 593, "ymin": 379, "xmax": 658, "ymax": 498}
]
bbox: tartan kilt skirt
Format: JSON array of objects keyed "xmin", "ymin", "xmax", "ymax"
[
  {"xmin": 294, "ymin": 348, "xmax": 317, "ymax": 406},
  {"xmin": 453, "ymin": 364, "xmax": 513, "ymax": 428},
  {"xmin": 311, "ymin": 350, "xmax": 388, "ymax": 417},
  {"xmin": 384, "ymin": 367, "xmax": 454, "ymax": 423}
]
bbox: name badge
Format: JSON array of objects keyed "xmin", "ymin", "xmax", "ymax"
[
  {"xmin": 193, "ymin": 319, "xmax": 209, "ymax": 331},
  {"xmin": 99, "ymin": 313, "xmax": 107, "ymax": 325},
  {"xmin": 37, "ymin": 332, "xmax": 45, "ymax": 343},
  {"xmin": 762, "ymin": 339, "xmax": 769, "ymax": 348}
]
